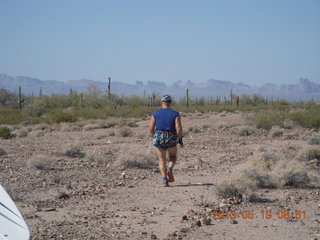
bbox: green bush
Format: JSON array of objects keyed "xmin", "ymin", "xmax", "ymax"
[
  {"xmin": 0, "ymin": 106, "xmax": 26, "ymax": 125},
  {"xmin": 0, "ymin": 127, "xmax": 15, "ymax": 139},
  {"xmin": 290, "ymin": 105, "xmax": 320, "ymax": 128},
  {"xmin": 251, "ymin": 111, "xmax": 288, "ymax": 130},
  {"xmin": 51, "ymin": 111, "xmax": 77, "ymax": 123}
]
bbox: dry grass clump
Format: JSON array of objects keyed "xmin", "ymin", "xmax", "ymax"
[
  {"xmin": 202, "ymin": 124, "xmax": 211, "ymax": 129},
  {"xmin": 83, "ymin": 120, "xmax": 117, "ymax": 131},
  {"xmin": 215, "ymin": 177, "xmax": 249, "ymax": 199},
  {"xmin": 96, "ymin": 133, "xmax": 108, "ymax": 140},
  {"xmin": 59, "ymin": 123, "xmax": 81, "ymax": 132},
  {"xmin": 29, "ymin": 130, "xmax": 46, "ymax": 138},
  {"xmin": 115, "ymin": 145, "xmax": 157, "ymax": 169},
  {"xmin": 0, "ymin": 147, "xmax": 6, "ymax": 156},
  {"xmin": 27, "ymin": 154, "xmax": 52, "ymax": 170},
  {"xmin": 127, "ymin": 121, "xmax": 138, "ymax": 127},
  {"xmin": 83, "ymin": 123, "xmax": 103, "ymax": 131},
  {"xmin": 236, "ymin": 126, "xmax": 256, "ymax": 136},
  {"xmin": 63, "ymin": 143, "xmax": 86, "ymax": 158},
  {"xmin": 270, "ymin": 126, "xmax": 285, "ymax": 137},
  {"xmin": 215, "ymin": 148, "xmax": 319, "ymax": 198},
  {"xmin": 86, "ymin": 150, "xmax": 112, "ymax": 166},
  {"xmin": 296, "ymin": 146, "xmax": 320, "ymax": 162},
  {"xmin": 12, "ymin": 128, "xmax": 28, "ymax": 138},
  {"xmin": 136, "ymin": 133, "xmax": 146, "ymax": 139},
  {"xmin": 33, "ymin": 123, "xmax": 50, "ymax": 131},
  {"xmin": 188, "ymin": 126, "xmax": 201, "ymax": 133},
  {"xmin": 107, "ymin": 131, "xmax": 115, "ymax": 136},
  {"xmin": 284, "ymin": 130, "xmax": 300, "ymax": 140},
  {"xmin": 308, "ymin": 134, "xmax": 320, "ymax": 145},
  {"xmin": 217, "ymin": 123, "xmax": 236, "ymax": 129},
  {"xmin": 0, "ymin": 126, "xmax": 15, "ymax": 139},
  {"xmin": 118, "ymin": 127, "xmax": 133, "ymax": 137}
]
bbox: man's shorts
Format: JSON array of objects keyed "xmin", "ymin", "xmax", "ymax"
[{"xmin": 152, "ymin": 130, "xmax": 178, "ymax": 149}]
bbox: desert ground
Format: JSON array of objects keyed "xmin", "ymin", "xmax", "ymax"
[{"xmin": 1, "ymin": 112, "xmax": 320, "ymax": 240}]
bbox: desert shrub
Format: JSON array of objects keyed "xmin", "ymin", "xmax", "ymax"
[
  {"xmin": 83, "ymin": 124, "xmax": 101, "ymax": 131},
  {"xmin": 27, "ymin": 154, "xmax": 52, "ymax": 170},
  {"xmin": 136, "ymin": 133, "xmax": 146, "ymax": 139},
  {"xmin": 296, "ymin": 146, "xmax": 320, "ymax": 162},
  {"xmin": 83, "ymin": 120, "xmax": 116, "ymax": 131},
  {"xmin": 115, "ymin": 145, "xmax": 157, "ymax": 169},
  {"xmin": 107, "ymin": 131, "xmax": 115, "ymax": 136},
  {"xmin": 202, "ymin": 124, "xmax": 211, "ymax": 129},
  {"xmin": 251, "ymin": 111, "xmax": 287, "ymax": 130},
  {"xmin": 284, "ymin": 130, "xmax": 300, "ymax": 140},
  {"xmin": 29, "ymin": 130, "xmax": 46, "ymax": 137},
  {"xmin": 237, "ymin": 126, "xmax": 256, "ymax": 136},
  {"xmin": 219, "ymin": 111, "xmax": 227, "ymax": 117},
  {"xmin": 63, "ymin": 144, "xmax": 86, "ymax": 158},
  {"xmin": 23, "ymin": 99, "xmax": 47, "ymax": 117},
  {"xmin": 0, "ymin": 127, "xmax": 15, "ymax": 139},
  {"xmin": 290, "ymin": 105, "xmax": 320, "ymax": 128},
  {"xmin": 270, "ymin": 126, "xmax": 284, "ymax": 137},
  {"xmin": 96, "ymin": 134, "xmax": 108, "ymax": 140},
  {"xmin": 217, "ymin": 123, "xmax": 236, "ymax": 129},
  {"xmin": 0, "ymin": 147, "xmax": 6, "ymax": 156},
  {"xmin": 51, "ymin": 111, "xmax": 77, "ymax": 123},
  {"xmin": 308, "ymin": 134, "xmax": 320, "ymax": 145},
  {"xmin": 215, "ymin": 177, "xmax": 248, "ymax": 199},
  {"xmin": 215, "ymin": 148, "xmax": 319, "ymax": 198},
  {"xmin": 12, "ymin": 129, "xmax": 28, "ymax": 138},
  {"xmin": 188, "ymin": 126, "xmax": 201, "ymax": 133},
  {"xmin": 33, "ymin": 123, "xmax": 50, "ymax": 131},
  {"xmin": 0, "ymin": 106, "xmax": 27, "ymax": 125},
  {"xmin": 127, "ymin": 121, "xmax": 138, "ymax": 127},
  {"xmin": 118, "ymin": 128, "xmax": 132, "ymax": 137},
  {"xmin": 272, "ymin": 160, "xmax": 312, "ymax": 187}
]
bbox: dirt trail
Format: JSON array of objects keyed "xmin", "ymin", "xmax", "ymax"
[{"xmin": 1, "ymin": 112, "xmax": 319, "ymax": 239}]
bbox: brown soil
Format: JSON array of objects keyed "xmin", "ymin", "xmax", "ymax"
[{"xmin": 1, "ymin": 112, "xmax": 319, "ymax": 240}]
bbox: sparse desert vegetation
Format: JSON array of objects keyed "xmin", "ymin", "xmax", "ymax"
[
  {"xmin": 27, "ymin": 154, "xmax": 53, "ymax": 170},
  {"xmin": 63, "ymin": 143, "xmax": 86, "ymax": 158},
  {"xmin": 1, "ymin": 93, "xmax": 320, "ymax": 239},
  {"xmin": 0, "ymin": 147, "xmax": 6, "ymax": 156}
]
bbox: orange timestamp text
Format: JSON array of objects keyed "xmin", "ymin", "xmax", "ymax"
[{"xmin": 210, "ymin": 210, "xmax": 307, "ymax": 220}]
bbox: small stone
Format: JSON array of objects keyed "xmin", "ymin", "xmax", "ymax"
[
  {"xmin": 202, "ymin": 218, "xmax": 211, "ymax": 225},
  {"xmin": 230, "ymin": 219, "xmax": 238, "ymax": 224},
  {"xmin": 192, "ymin": 220, "xmax": 201, "ymax": 227},
  {"xmin": 57, "ymin": 193, "xmax": 70, "ymax": 200},
  {"xmin": 99, "ymin": 193, "xmax": 108, "ymax": 198},
  {"xmin": 182, "ymin": 215, "xmax": 188, "ymax": 220},
  {"xmin": 151, "ymin": 234, "xmax": 157, "ymax": 239}
]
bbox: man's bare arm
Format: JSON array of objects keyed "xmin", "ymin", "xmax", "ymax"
[
  {"xmin": 149, "ymin": 115, "xmax": 156, "ymax": 136},
  {"xmin": 175, "ymin": 115, "xmax": 183, "ymax": 139}
]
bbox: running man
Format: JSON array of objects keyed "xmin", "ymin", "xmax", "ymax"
[{"xmin": 149, "ymin": 95, "xmax": 183, "ymax": 187}]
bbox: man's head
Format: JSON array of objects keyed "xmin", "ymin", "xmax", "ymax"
[
  {"xmin": 161, "ymin": 95, "xmax": 172, "ymax": 103},
  {"xmin": 161, "ymin": 95, "xmax": 172, "ymax": 107}
]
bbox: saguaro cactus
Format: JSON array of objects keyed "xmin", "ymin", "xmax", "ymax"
[
  {"xmin": 18, "ymin": 86, "xmax": 25, "ymax": 109},
  {"xmin": 186, "ymin": 88, "xmax": 189, "ymax": 109},
  {"xmin": 108, "ymin": 77, "xmax": 111, "ymax": 97}
]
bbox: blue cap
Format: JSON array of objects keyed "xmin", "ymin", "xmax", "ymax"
[{"xmin": 161, "ymin": 95, "xmax": 172, "ymax": 102}]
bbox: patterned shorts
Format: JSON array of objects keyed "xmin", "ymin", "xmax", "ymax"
[{"xmin": 152, "ymin": 131, "xmax": 178, "ymax": 149}]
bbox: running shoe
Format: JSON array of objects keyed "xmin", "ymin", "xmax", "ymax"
[{"xmin": 167, "ymin": 170, "xmax": 174, "ymax": 182}]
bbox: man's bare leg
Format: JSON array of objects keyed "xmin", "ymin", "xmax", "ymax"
[
  {"xmin": 167, "ymin": 146, "xmax": 177, "ymax": 182},
  {"xmin": 167, "ymin": 146, "xmax": 177, "ymax": 168},
  {"xmin": 156, "ymin": 147, "xmax": 167, "ymax": 179}
]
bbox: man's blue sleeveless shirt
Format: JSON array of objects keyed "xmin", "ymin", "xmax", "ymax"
[{"xmin": 152, "ymin": 108, "xmax": 179, "ymax": 132}]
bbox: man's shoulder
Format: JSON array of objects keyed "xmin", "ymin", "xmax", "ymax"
[{"xmin": 170, "ymin": 108, "xmax": 180, "ymax": 115}]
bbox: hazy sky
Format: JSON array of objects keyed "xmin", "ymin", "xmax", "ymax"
[{"xmin": 0, "ymin": 0, "xmax": 319, "ymax": 85}]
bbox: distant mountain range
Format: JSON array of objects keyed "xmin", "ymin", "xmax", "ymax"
[{"xmin": 0, "ymin": 73, "xmax": 319, "ymax": 102}]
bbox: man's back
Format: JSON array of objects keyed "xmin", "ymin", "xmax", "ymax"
[{"xmin": 152, "ymin": 108, "xmax": 179, "ymax": 132}]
